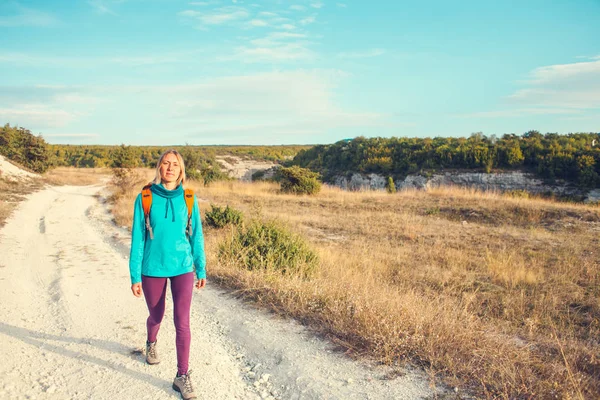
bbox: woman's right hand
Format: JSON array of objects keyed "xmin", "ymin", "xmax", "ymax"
[{"xmin": 131, "ymin": 283, "xmax": 142, "ymax": 297}]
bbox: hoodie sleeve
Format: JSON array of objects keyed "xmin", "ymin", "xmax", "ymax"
[
  {"xmin": 129, "ymin": 193, "xmax": 146, "ymax": 284},
  {"xmin": 190, "ymin": 194, "xmax": 207, "ymax": 279}
]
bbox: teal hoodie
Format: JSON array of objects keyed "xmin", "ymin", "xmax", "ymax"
[{"xmin": 129, "ymin": 183, "xmax": 206, "ymax": 284}]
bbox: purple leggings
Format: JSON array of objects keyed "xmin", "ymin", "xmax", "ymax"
[{"xmin": 142, "ymin": 272, "xmax": 194, "ymax": 375}]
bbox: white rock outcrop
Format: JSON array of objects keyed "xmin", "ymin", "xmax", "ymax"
[
  {"xmin": 216, "ymin": 156, "xmax": 279, "ymax": 182},
  {"xmin": 333, "ymin": 171, "xmax": 597, "ymax": 201}
]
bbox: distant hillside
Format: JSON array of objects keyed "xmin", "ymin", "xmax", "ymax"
[
  {"xmin": 47, "ymin": 144, "xmax": 311, "ymax": 169},
  {"xmin": 291, "ymin": 132, "xmax": 600, "ymax": 188}
]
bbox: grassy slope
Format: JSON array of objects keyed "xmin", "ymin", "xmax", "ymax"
[{"xmin": 113, "ymin": 178, "xmax": 600, "ymax": 399}]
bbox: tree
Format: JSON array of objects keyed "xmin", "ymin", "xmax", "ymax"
[
  {"xmin": 111, "ymin": 144, "xmax": 139, "ymax": 193},
  {"xmin": 278, "ymin": 166, "xmax": 322, "ymax": 195},
  {"xmin": 179, "ymin": 145, "xmax": 204, "ymax": 181},
  {"xmin": 111, "ymin": 144, "xmax": 138, "ymax": 168},
  {"xmin": 24, "ymin": 134, "xmax": 50, "ymax": 172},
  {"xmin": 577, "ymin": 154, "xmax": 599, "ymax": 187},
  {"xmin": 0, "ymin": 124, "xmax": 50, "ymax": 172},
  {"xmin": 386, "ymin": 176, "xmax": 396, "ymax": 194},
  {"xmin": 506, "ymin": 144, "xmax": 524, "ymax": 167}
]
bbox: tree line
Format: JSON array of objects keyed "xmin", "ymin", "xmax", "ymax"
[
  {"xmin": 0, "ymin": 124, "xmax": 309, "ymax": 183},
  {"xmin": 3, "ymin": 124, "xmax": 599, "ymax": 188},
  {"xmin": 48, "ymin": 144, "xmax": 310, "ymax": 169},
  {"xmin": 291, "ymin": 131, "xmax": 600, "ymax": 187}
]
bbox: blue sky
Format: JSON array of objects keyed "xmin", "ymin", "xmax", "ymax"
[{"xmin": 1, "ymin": 0, "xmax": 599, "ymax": 145}]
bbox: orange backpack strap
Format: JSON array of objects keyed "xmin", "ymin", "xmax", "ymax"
[
  {"xmin": 184, "ymin": 188, "xmax": 195, "ymax": 236},
  {"xmin": 141, "ymin": 183, "xmax": 154, "ymax": 240}
]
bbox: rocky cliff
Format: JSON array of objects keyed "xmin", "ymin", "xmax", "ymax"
[{"xmin": 334, "ymin": 171, "xmax": 599, "ymax": 202}]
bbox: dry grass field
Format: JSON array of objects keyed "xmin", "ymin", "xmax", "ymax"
[
  {"xmin": 43, "ymin": 166, "xmax": 111, "ymax": 186},
  {"xmin": 113, "ymin": 177, "xmax": 600, "ymax": 399}
]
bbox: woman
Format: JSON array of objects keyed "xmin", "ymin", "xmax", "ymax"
[{"xmin": 129, "ymin": 149, "xmax": 206, "ymax": 400}]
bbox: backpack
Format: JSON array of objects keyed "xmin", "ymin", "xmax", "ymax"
[{"xmin": 141, "ymin": 183, "xmax": 195, "ymax": 240}]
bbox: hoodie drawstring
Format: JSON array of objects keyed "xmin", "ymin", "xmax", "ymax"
[{"xmin": 165, "ymin": 198, "xmax": 175, "ymax": 222}]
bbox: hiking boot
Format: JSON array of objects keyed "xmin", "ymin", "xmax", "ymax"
[
  {"xmin": 172, "ymin": 370, "xmax": 196, "ymax": 400},
  {"xmin": 146, "ymin": 340, "xmax": 160, "ymax": 365}
]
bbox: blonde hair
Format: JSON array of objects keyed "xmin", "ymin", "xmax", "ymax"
[{"xmin": 153, "ymin": 149, "xmax": 186, "ymax": 186}]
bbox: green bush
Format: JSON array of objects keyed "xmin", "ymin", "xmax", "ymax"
[
  {"xmin": 205, "ymin": 204, "xmax": 243, "ymax": 228},
  {"xmin": 425, "ymin": 206, "xmax": 440, "ymax": 215},
  {"xmin": 386, "ymin": 176, "xmax": 396, "ymax": 194},
  {"xmin": 278, "ymin": 166, "xmax": 321, "ymax": 195},
  {"xmin": 251, "ymin": 169, "xmax": 266, "ymax": 181},
  {"xmin": 0, "ymin": 124, "xmax": 50, "ymax": 173},
  {"xmin": 507, "ymin": 190, "xmax": 530, "ymax": 199},
  {"xmin": 201, "ymin": 167, "xmax": 229, "ymax": 186},
  {"xmin": 218, "ymin": 219, "xmax": 318, "ymax": 277}
]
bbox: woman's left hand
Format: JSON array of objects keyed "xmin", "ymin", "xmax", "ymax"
[{"xmin": 195, "ymin": 278, "xmax": 206, "ymax": 289}]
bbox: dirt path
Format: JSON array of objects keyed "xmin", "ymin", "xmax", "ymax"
[{"xmin": 0, "ymin": 184, "xmax": 438, "ymax": 400}]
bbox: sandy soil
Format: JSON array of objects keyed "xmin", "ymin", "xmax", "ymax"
[
  {"xmin": 0, "ymin": 155, "xmax": 39, "ymax": 181},
  {"xmin": 0, "ymin": 184, "xmax": 439, "ymax": 400}
]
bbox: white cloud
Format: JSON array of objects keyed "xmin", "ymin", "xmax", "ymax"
[
  {"xmin": 179, "ymin": 6, "xmax": 249, "ymax": 26},
  {"xmin": 258, "ymin": 11, "xmax": 278, "ymax": 17},
  {"xmin": 290, "ymin": 5, "xmax": 305, "ymax": 11},
  {"xmin": 338, "ymin": 48, "xmax": 386, "ymax": 59},
  {"xmin": 87, "ymin": 0, "xmax": 117, "ymax": 15},
  {"xmin": 299, "ymin": 16, "xmax": 315, "ymax": 25},
  {"xmin": 310, "ymin": 2, "xmax": 324, "ymax": 8},
  {"xmin": 0, "ymin": 71, "xmax": 390, "ymax": 144},
  {"xmin": 0, "ymin": 85, "xmax": 105, "ymax": 132},
  {"xmin": 280, "ymin": 23, "xmax": 296, "ymax": 30},
  {"xmin": 43, "ymin": 133, "xmax": 100, "ymax": 138},
  {"xmin": 231, "ymin": 43, "xmax": 313, "ymax": 62},
  {"xmin": 508, "ymin": 59, "xmax": 600, "ymax": 109},
  {"xmin": 147, "ymin": 70, "xmax": 386, "ymax": 141},
  {"xmin": 247, "ymin": 19, "xmax": 268, "ymax": 27},
  {"xmin": 526, "ymin": 60, "xmax": 600, "ymax": 86},
  {"xmin": 0, "ymin": 105, "xmax": 77, "ymax": 128},
  {"xmin": 268, "ymin": 32, "xmax": 307, "ymax": 40},
  {"xmin": 230, "ymin": 30, "xmax": 313, "ymax": 63},
  {"xmin": 0, "ymin": 5, "xmax": 58, "ymax": 27},
  {"xmin": 459, "ymin": 108, "xmax": 584, "ymax": 118},
  {"xmin": 336, "ymin": 3, "xmax": 347, "ymax": 7},
  {"xmin": 249, "ymin": 32, "xmax": 307, "ymax": 47},
  {"xmin": 0, "ymin": 51, "xmax": 202, "ymax": 68},
  {"xmin": 180, "ymin": 10, "xmax": 202, "ymax": 17}
]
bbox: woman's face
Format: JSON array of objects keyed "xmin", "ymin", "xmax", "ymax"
[{"xmin": 159, "ymin": 153, "xmax": 181, "ymax": 185}]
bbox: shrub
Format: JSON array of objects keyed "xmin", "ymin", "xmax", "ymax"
[
  {"xmin": 201, "ymin": 167, "xmax": 229, "ymax": 186},
  {"xmin": 111, "ymin": 167, "xmax": 140, "ymax": 195},
  {"xmin": 507, "ymin": 190, "xmax": 530, "ymax": 199},
  {"xmin": 425, "ymin": 206, "xmax": 440, "ymax": 215},
  {"xmin": 251, "ymin": 169, "xmax": 266, "ymax": 181},
  {"xmin": 218, "ymin": 219, "xmax": 318, "ymax": 277},
  {"xmin": 386, "ymin": 176, "xmax": 396, "ymax": 194},
  {"xmin": 205, "ymin": 204, "xmax": 243, "ymax": 228},
  {"xmin": 278, "ymin": 166, "xmax": 321, "ymax": 195}
]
